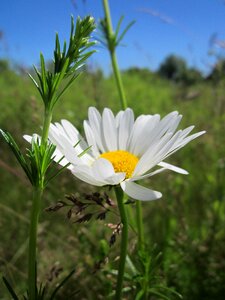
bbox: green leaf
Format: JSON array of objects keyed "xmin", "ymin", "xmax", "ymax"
[
  {"xmin": 29, "ymin": 15, "xmax": 96, "ymax": 110},
  {"xmin": 40, "ymin": 53, "xmax": 48, "ymax": 95},
  {"xmin": 116, "ymin": 20, "xmax": 135, "ymax": 46},
  {"xmin": 0, "ymin": 129, "xmax": 33, "ymax": 184},
  {"xmin": 2, "ymin": 276, "xmax": 19, "ymax": 300},
  {"xmin": 78, "ymin": 145, "xmax": 92, "ymax": 157},
  {"xmin": 53, "ymin": 73, "xmax": 79, "ymax": 105},
  {"xmin": 148, "ymin": 289, "xmax": 171, "ymax": 300},
  {"xmin": 135, "ymin": 289, "xmax": 145, "ymax": 300},
  {"xmin": 154, "ymin": 286, "xmax": 183, "ymax": 299},
  {"xmin": 115, "ymin": 15, "xmax": 124, "ymax": 39},
  {"xmin": 49, "ymin": 269, "xmax": 75, "ymax": 300}
]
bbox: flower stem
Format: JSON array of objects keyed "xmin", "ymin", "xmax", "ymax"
[
  {"xmin": 114, "ymin": 186, "xmax": 128, "ymax": 300},
  {"xmin": 41, "ymin": 108, "xmax": 52, "ymax": 146},
  {"xmin": 102, "ymin": 0, "xmax": 145, "ymax": 253},
  {"xmin": 28, "ymin": 187, "xmax": 42, "ymax": 299},
  {"xmin": 102, "ymin": 0, "xmax": 127, "ymax": 110},
  {"xmin": 28, "ymin": 106, "xmax": 51, "ymax": 298},
  {"xmin": 136, "ymin": 200, "xmax": 145, "ymax": 251}
]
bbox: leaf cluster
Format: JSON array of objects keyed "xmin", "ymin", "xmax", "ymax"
[
  {"xmin": 0, "ymin": 130, "xmax": 60, "ymax": 188},
  {"xmin": 98, "ymin": 16, "xmax": 135, "ymax": 52},
  {"xmin": 3, "ymin": 269, "xmax": 76, "ymax": 300},
  {"xmin": 129, "ymin": 246, "xmax": 182, "ymax": 300},
  {"xmin": 29, "ymin": 16, "xmax": 96, "ymax": 110}
]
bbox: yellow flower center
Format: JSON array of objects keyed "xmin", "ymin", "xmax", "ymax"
[{"xmin": 100, "ymin": 150, "xmax": 139, "ymax": 179}]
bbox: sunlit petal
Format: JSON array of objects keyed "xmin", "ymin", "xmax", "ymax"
[{"xmin": 120, "ymin": 181, "xmax": 162, "ymax": 201}]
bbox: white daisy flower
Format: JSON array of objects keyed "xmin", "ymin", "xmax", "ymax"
[{"xmin": 26, "ymin": 107, "xmax": 205, "ymax": 201}]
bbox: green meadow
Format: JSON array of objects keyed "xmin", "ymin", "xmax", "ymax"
[{"xmin": 0, "ymin": 62, "xmax": 224, "ymax": 299}]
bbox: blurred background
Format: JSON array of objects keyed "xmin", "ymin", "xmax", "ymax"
[{"xmin": 0, "ymin": 1, "xmax": 225, "ymax": 299}]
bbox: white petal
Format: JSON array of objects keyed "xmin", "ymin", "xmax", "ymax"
[
  {"xmin": 24, "ymin": 133, "xmax": 73, "ymax": 169},
  {"xmin": 92, "ymin": 158, "xmax": 115, "ymax": 179},
  {"xmin": 179, "ymin": 125, "xmax": 195, "ymax": 139},
  {"xmin": 138, "ymin": 129, "xmax": 186, "ymax": 176},
  {"xmin": 92, "ymin": 158, "xmax": 125, "ymax": 185},
  {"xmin": 107, "ymin": 173, "xmax": 126, "ymax": 185},
  {"xmin": 52, "ymin": 148, "xmax": 72, "ymax": 169},
  {"xmin": 157, "ymin": 111, "xmax": 179, "ymax": 135},
  {"xmin": 129, "ymin": 114, "xmax": 158, "ymax": 155},
  {"xmin": 115, "ymin": 110, "xmax": 124, "ymax": 127},
  {"xmin": 57, "ymin": 134, "xmax": 88, "ymax": 166},
  {"xmin": 143, "ymin": 113, "xmax": 181, "ymax": 147},
  {"xmin": 133, "ymin": 132, "xmax": 174, "ymax": 175},
  {"xmin": 130, "ymin": 167, "xmax": 167, "ymax": 181},
  {"xmin": 50, "ymin": 127, "xmax": 93, "ymax": 166},
  {"xmin": 71, "ymin": 159, "xmax": 125, "ymax": 187},
  {"xmin": 168, "ymin": 115, "xmax": 182, "ymax": 133},
  {"xmin": 71, "ymin": 165, "xmax": 105, "ymax": 186},
  {"xmin": 120, "ymin": 181, "xmax": 162, "ymax": 201},
  {"xmin": 132, "ymin": 114, "xmax": 161, "ymax": 156},
  {"xmin": 102, "ymin": 108, "xmax": 117, "ymax": 150},
  {"xmin": 23, "ymin": 134, "xmax": 34, "ymax": 143},
  {"xmin": 49, "ymin": 125, "xmax": 66, "ymax": 155},
  {"xmin": 88, "ymin": 107, "xmax": 106, "ymax": 152},
  {"xmin": 61, "ymin": 119, "xmax": 79, "ymax": 140},
  {"xmin": 83, "ymin": 120, "xmax": 100, "ymax": 157},
  {"xmin": 61, "ymin": 119, "xmax": 88, "ymax": 151},
  {"xmin": 178, "ymin": 130, "xmax": 206, "ymax": 148},
  {"xmin": 164, "ymin": 130, "xmax": 206, "ymax": 158},
  {"xmin": 118, "ymin": 108, "xmax": 134, "ymax": 150},
  {"xmin": 148, "ymin": 131, "xmax": 184, "ymax": 169},
  {"xmin": 158, "ymin": 162, "xmax": 188, "ymax": 174}
]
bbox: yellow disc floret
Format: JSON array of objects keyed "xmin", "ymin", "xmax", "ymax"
[{"xmin": 100, "ymin": 150, "xmax": 139, "ymax": 179}]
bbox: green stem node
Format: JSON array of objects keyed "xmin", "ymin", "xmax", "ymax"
[{"xmin": 102, "ymin": 0, "xmax": 127, "ymax": 110}]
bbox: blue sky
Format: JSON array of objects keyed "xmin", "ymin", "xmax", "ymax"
[{"xmin": 1, "ymin": 0, "xmax": 225, "ymax": 74}]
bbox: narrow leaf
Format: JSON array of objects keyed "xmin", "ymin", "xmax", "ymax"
[
  {"xmin": 116, "ymin": 20, "xmax": 135, "ymax": 46},
  {"xmin": 49, "ymin": 269, "xmax": 75, "ymax": 300},
  {"xmin": 2, "ymin": 276, "xmax": 19, "ymax": 300},
  {"xmin": 115, "ymin": 16, "xmax": 124, "ymax": 39}
]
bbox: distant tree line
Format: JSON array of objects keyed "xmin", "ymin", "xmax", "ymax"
[
  {"xmin": 0, "ymin": 54, "xmax": 225, "ymax": 85},
  {"xmin": 157, "ymin": 54, "xmax": 203, "ymax": 85},
  {"xmin": 125, "ymin": 54, "xmax": 225, "ymax": 85}
]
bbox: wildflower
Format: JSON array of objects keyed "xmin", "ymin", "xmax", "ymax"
[{"xmin": 25, "ymin": 107, "xmax": 205, "ymax": 201}]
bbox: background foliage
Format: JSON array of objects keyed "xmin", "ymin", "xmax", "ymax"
[{"xmin": 0, "ymin": 57, "xmax": 224, "ymax": 299}]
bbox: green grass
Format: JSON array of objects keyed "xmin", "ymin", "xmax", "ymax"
[{"xmin": 0, "ymin": 66, "xmax": 224, "ymax": 299}]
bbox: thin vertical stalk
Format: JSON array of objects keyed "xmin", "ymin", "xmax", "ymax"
[
  {"xmin": 28, "ymin": 106, "xmax": 51, "ymax": 298},
  {"xmin": 110, "ymin": 51, "xmax": 127, "ymax": 110},
  {"xmin": 102, "ymin": 0, "xmax": 127, "ymax": 110},
  {"xmin": 114, "ymin": 186, "xmax": 128, "ymax": 300},
  {"xmin": 102, "ymin": 0, "xmax": 145, "ymax": 253},
  {"xmin": 28, "ymin": 187, "xmax": 42, "ymax": 299},
  {"xmin": 41, "ymin": 108, "xmax": 52, "ymax": 146},
  {"xmin": 136, "ymin": 200, "xmax": 144, "ymax": 251}
]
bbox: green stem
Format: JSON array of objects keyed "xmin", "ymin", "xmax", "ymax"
[
  {"xmin": 102, "ymin": 0, "xmax": 127, "ymax": 110},
  {"xmin": 114, "ymin": 186, "xmax": 128, "ymax": 300},
  {"xmin": 41, "ymin": 108, "xmax": 52, "ymax": 145},
  {"xmin": 102, "ymin": 0, "xmax": 145, "ymax": 255},
  {"xmin": 103, "ymin": 0, "xmax": 144, "ymax": 255},
  {"xmin": 136, "ymin": 200, "xmax": 145, "ymax": 251},
  {"xmin": 28, "ymin": 187, "xmax": 42, "ymax": 299}
]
